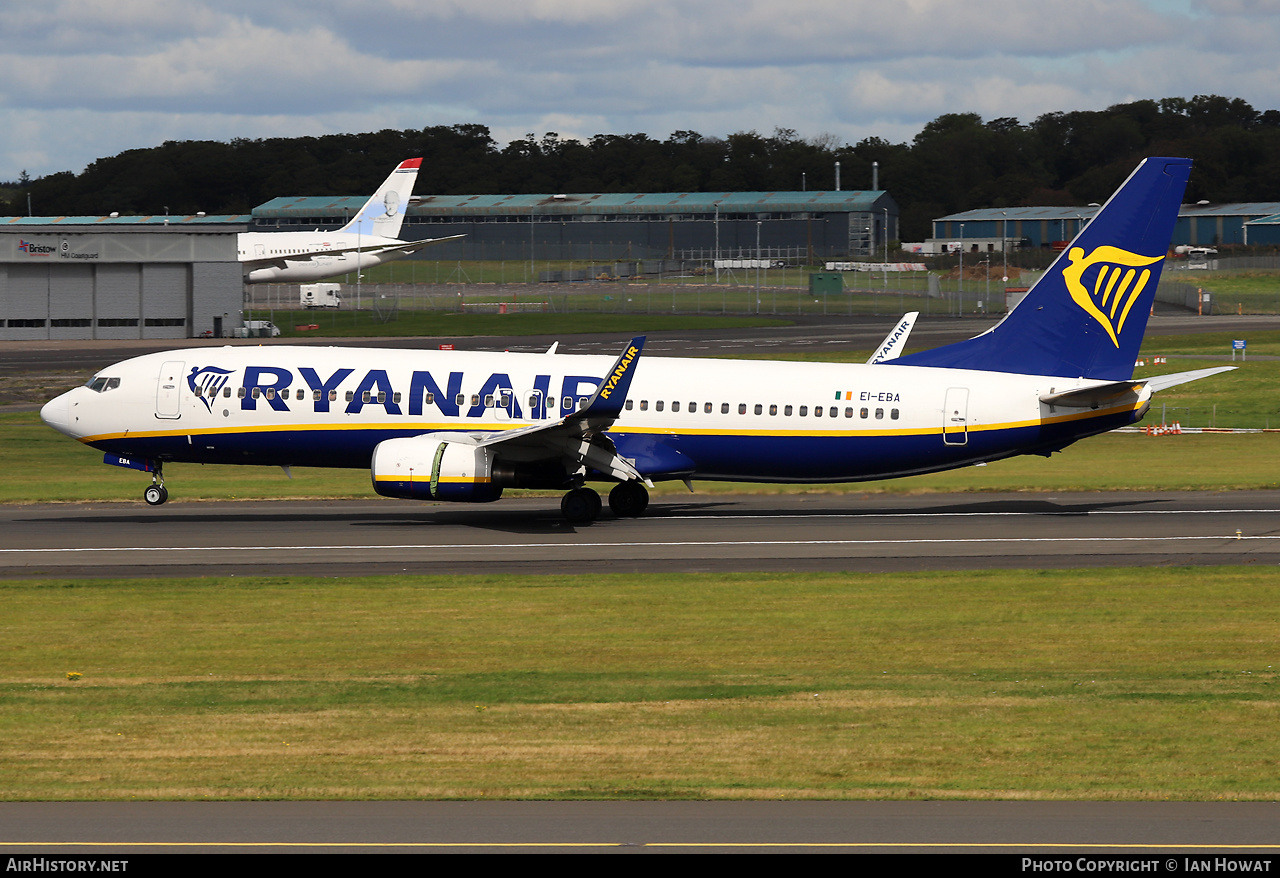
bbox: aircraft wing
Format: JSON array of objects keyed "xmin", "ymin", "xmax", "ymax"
[
  {"xmin": 470, "ymin": 336, "xmax": 652, "ymax": 484},
  {"xmin": 240, "ymin": 235, "xmax": 466, "ymax": 271}
]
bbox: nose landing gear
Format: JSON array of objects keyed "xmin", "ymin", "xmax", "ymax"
[{"xmin": 143, "ymin": 466, "xmax": 168, "ymax": 506}]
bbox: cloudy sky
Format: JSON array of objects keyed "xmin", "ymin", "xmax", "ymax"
[{"xmin": 3, "ymin": 0, "xmax": 1278, "ymax": 180}]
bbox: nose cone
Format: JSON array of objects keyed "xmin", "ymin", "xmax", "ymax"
[{"xmin": 40, "ymin": 391, "xmax": 75, "ymax": 437}]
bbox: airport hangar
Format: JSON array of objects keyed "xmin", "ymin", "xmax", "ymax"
[
  {"xmin": 927, "ymin": 201, "xmax": 1280, "ymax": 252},
  {"xmin": 251, "ymin": 190, "xmax": 900, "ymax": 262},
  {"xmin": 0, "ymin": 214, "xmax": 246, "ymax": 342}
]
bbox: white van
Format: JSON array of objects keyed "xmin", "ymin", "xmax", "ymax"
[
  {"xmin": 244, "ymin": 320, "xmax": 281, "ymax": 337},
  {"xmin": 301, "ymin": 283, "xmax": 342, "ymax": 309}
]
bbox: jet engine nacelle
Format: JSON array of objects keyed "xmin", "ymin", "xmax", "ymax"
[{"xmin": 371, "ymin": 434, "xmax": 503, "ymax": 503}]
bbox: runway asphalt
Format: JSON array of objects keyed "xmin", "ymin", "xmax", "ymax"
[
  {"xmin": 2, "ymin": 801, "xmax": 1278, "ymax": 854},
  {"xmin": 4, "ymin": 490, "xmax": 1280, "ymax": 578}
]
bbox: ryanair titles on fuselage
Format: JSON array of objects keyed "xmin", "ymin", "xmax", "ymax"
[
  {"xmin": 187, "ymin": 364, "xmax": 607, "ymax": 420},
  {"xmin": 186, "ymin": 362, "xmax": 912, "ymax": 422}
]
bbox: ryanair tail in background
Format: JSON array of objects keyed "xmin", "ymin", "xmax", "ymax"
[
  {"xmin": 897, "ymin": 157, "xmax": 1192, "ymax": 380},
  {"xmin": 337, "ymin": 158, "xmax": 422, "ymax": 239}
]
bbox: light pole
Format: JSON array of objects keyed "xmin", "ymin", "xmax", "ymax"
[
  {"xmin": 883, "ymin": 206, "xmax": 889, "ymax": 292},
  {"xmin": 755, "ymin": 221, "xmax": 762, "ymax": 313},
  {"xmin": 1000, "ymin": 210, "xmax": 1008, "ymax": 285},
  {"xmin": 958, "ymin": 222, "xmax": 964, "ymax": 317}
]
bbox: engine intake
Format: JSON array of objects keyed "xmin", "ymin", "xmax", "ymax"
[{"xmin": 371, "ymin": 434, "xmax": 503, "ymax": 503}]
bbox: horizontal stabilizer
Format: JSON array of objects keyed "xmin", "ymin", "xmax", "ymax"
[
  {"xmin": 1145, "ymin": 366, "xmax": 1236, "ymax": 393},
  {"xmin": 1041, "ymin": 366, "xmax": 1236, "ymax": 410},
  {"xmin": 1040, "ymin": 381, "xmax": 1144, "ymax": 409}
]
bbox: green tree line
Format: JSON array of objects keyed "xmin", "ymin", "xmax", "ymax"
[{"xmin": 8, "ymin": 95, "xmax": 1280, "ymax": 241}]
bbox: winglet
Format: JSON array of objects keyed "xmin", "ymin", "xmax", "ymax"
[
  {"xmin": 577, "ymin": 336, "xmax": 645, "ymax": 419},
  {"xmin": 867, "ymin": 311, "xmax": 919, "ymax": 364}
]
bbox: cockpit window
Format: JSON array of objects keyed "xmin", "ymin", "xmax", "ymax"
[{"xmin": 87, "ymin": 377, "xmax": 120, "ymax": 393}]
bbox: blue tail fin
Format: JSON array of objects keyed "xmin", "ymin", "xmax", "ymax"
[{"xmin": 896, "ymin": 157, "xmax": 1191, "ymax": 379}]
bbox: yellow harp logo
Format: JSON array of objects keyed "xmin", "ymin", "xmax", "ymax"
[{"xmin": 1061, "ymin": 246, "xmax": 1164, "ymax": 347}]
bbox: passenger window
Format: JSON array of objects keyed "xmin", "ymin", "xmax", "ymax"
[
  {"xmin": 223, "ymin": 387, "xmax": 231, "ymax": 398},
  {"xmin": 875, "ymin": 408, "xmax": 884, "ymax": 419},
  {"xmin": 769, "ymin": 405, "xmax": 777, "ymax": 416},
  {"xmin": 738, "ymin": 404, "xmax": 747, "ymax": 415},
  {"xmin": 361, "ymin": 391, "xmax": 371, "ymax": 403},
  {"xmin": 312, "ymin": 389, "xmax": 321, "ymax": 401},
  {"xmin": 704, "ymin": 403, "xmax": 713, "ymax": 413},
  {"xmin": 625, "ymin": 399, "xmax": 633, "ymax": 411},
  {"xmin": 656, "ymin": 400, "xmax": 664, "ymax": 412},
  {"xmin": 860, "ymin": 408, "xmax": 869, "ymax": 419},
  {"xmin": 721, "ymin": 403, "xmax": 729, "ymax": 414},
  {"xmin": 471, "ymin": 394, "xmax": 480, "ymax": 407},
  {"xmin": 252, "ymin": 388, "xmax": 261, "ymax": 399},
  {"xmin": 484, "ymin": 394, "xmax": 494, "ymax": 407},
  {"xmin": 640, "ymin": 400, "xmax": 648, "ymax": 411},
  {"xmin": 378, "ymin": 392, "xmax": 387, "ymax": 404},
  {"xmin": 689, "ymin": 402, "xmax": 696, "ymax": 413},
  {"xmin": 672, "ymin": 401, "xmax": 680, "ymax": 412},
  {"xmin": 329, "ymin": 390, "xmax": 337, "ymax": 402},
  {"xmin": 784, "ymin": 405, "xmax": 792, "ymax": 416},
  {"xmin": 238, "ymin": 387, "xmax": 247, "ymax": 399},
  {"xmin": 393, "ymin": 392, "xmax": 402, "ymax": 404},
  {"xmin": 814, "ymin": 405, "xmax": 822, "ymax": 418},
  {"xmin": 455, "ymin": 394, "xmax": 465, "ymax": 406},
  {"xmin": 194, "ymin": 386, "xmax": 203, "ymax": 398},
  {"xmin": 279, "ymin": 389, "xmax": 288, "ymax": 400},
  {"xmin": 829, "ymin": 407, "xmax": 838, "ymax": 418},
  {"xmin": 579, "ymin": 397, "xmax": 588, "ymax": 408},
  {"xmin": 891, "ymin": 408, "xmax": 900, "ymax": 419},
  {"xmin": 346, "ymin": 391, "xmax": 354, "ymax": 402},
  {"xmin": 754, "ymin": 404, "xmax": 763, "ymax": 415},
  {"xmin": 266, "ymin": 388, "xmax": 275, "ymax": 400},
  {"xmin": 844, "ymin": 407, "xmax": 853, "ymax": 418},
  {"xmin": 799, "ymin": 406, "xmax": 808, "ymax": 416}
]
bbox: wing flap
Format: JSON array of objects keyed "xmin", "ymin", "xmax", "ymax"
[{"xmin": 471, "ymin": 336, "xmax": 651, "ymax": 484}]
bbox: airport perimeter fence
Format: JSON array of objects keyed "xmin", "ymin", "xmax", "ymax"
[{"xmin": 248, "ymin": 261, "xmax": 1025, "ymax": 320}]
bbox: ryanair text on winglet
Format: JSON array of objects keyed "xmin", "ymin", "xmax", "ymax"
[{"xmin": 598, "ymin": 345, "xmax": 640, "ymax": 400}]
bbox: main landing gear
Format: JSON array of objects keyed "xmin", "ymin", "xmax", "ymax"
[
  {"xmin": 143, "ymin": 466, "xmax": 168, "ymax": 506},
  {"xmin": 559, "ymin": 482, "xmax": 649, "ymax": 524}
]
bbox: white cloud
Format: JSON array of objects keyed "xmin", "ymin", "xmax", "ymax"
[{"xmin": 1, "ymin": 0, "xmax": 1278, "ymax": 179}]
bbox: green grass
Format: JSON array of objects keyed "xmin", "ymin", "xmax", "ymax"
[
  {"xmin": 1172, "ymin": 271, "xmax": 1280, "ymax": 314},
  {"xmin": 2, "ymin": 568, "xmax": 1277, "ymax": 800}
]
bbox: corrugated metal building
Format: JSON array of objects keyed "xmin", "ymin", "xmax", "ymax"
[
  {"xmin": 252, "ymin": 191, "xmax": 899, "ymax": 260},
  {"xmin": 931, "ymin": 203, "xmax": 1280, "ymax": 251},
  {"xmin": 0, "ymin": 215, "xmax": 247, "ymax": 341}
]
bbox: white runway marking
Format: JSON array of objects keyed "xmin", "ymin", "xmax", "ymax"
[{"xmin": 1, "ymin": 534, "xmax": 1274, "ymax": 555}]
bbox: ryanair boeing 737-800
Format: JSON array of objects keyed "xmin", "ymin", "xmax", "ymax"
[
  {"xmin": 237, "ymin": 158, "xmax": 461, "ymax": 283},
  {"xmin": 42, "ymin": 158, "xmax": 1231, "ymax": 522}
]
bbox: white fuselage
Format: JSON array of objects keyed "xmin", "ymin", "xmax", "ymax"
[
  {"xmin": 41, "ymin": 346, "xmax": 1148, "ymax": 485},
  {"xmin": 238, "ymin": 232, "xmax": 405, "ymax": 283}
]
